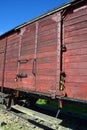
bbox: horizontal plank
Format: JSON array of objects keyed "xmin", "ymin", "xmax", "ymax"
[
  {"xmin": 64, "ymin": 55, "xmax": 87, "ymax": 63},
  {"xmin": 21, "ymin": 43, "xmax": 35, "ymax": 50},
  {"xmin": 65, "ymin": 75, "xmax": 87, "ymax": 83},
  {"xmin": 18, "ymin": 71, "xmax": 33, "ymax": 77},
  {"xmin": 22, "ymin": 38, "xmax": 35, "ymax": 44},
  {"xmin": 5, "ymin": 71, "xmax": 17, "ymax": 75},
  {"xmin": 64, "ymin": 14, "xmax": 87, "ymax": 27},
  {"xmin": 25, "ymin": 28, "xmax": 35, "ymax": 33},
  {"xmin": 4, "ymin": 82, "xmax": 17, "ymax": 89},
  {"xmin": 25, "ymin": 24, "xmax": 36, "ymax": 31},
  {"xmin": 65, "ymin": 82, "xmax": 87, "ymax": 88},
  {"xmin": 5, "ymin": 63, "xmax": 17, "ymax": 67},
  {"xmin": 64, "ymin": 62, "xmax": 87, "ymax": 69},
  {"xmin": 11, "ymin": 105, "xmax": 62, "ymax": 124},
  {"xmin": 21, "ymin": 80, "xmax": 35, "ymax": 86},
  {"xmin": 6, "ymin": 55, "xmax": 18, "ymax": 59},
  {"xmin": 38, "ymin": 24, "xmax": 57, "ymax": 34},
  {"xmin": 23, "ymin": 29, "xmax": 35, "ymax": 34},
  {"xmin": 36, "ymin": 69, "xmax": 59, "ymax": 76},
  {"xmin": 15, "ymin": 76, "xmax": 34, "ymax": 84},
  {"xmin": 65, "ymin": 6, "xmax": 87, "ymax": 21},
  {"xmin": 38, "ymin": 28, "xmax": 57, "ymax": 37},
  {"xmin": 65, "ymin": 69, "xmax": 87, "ymax": 76},
  {"xmin": 4, "ymin": 76, "xmax": 16, "ymax": 80},
  {"xmin": 19, "ymin": 65, "xmax": 32, "ymax": 70},
  {"xmin": 20, "ymin": 64, "xmax": 57, "ymax": 71},
  {"xmin": 5, "ymin": 67, "xmax": 17, "ymax": 71},
  {"xmin": 36, "ymin": 80, "xmax": 56, "ymax": 89},
  {"xmin": 64, "ymin": 20, "xmax": 87, "ymax": 32},
  {"xmin": 20, "ymin": 54, "xmax": 34, "ymax": 59},
  {"xmin": 36, "ymin": 87, "xmax": 57, "ymax": 94},
  {"xmin": 21, "ymin": 48, "xmax": 35, "ymax": 54},
  {"xmin": 21, "ymin": 48, "xmax": 35, "ymax": 55},
  {"xmin": 65, "ymin": 41, "xmax": 87, "ymax": 50},
  {"xmin": 39, "ymin": 16, "xmax": 57, "ymax": 26},
  {"xmin": 6, "ymin": 58, "xmax": 18, "ymax": 63},
  {"xmin": 7, "ymin": 37, "xmax": 19, "ymax": 43},
  {"xmin": 37, "ymin": 63, "xmax": 57, "ymax": 69},
  {"xmin": 22, "ymin": 41, "xmax": 35, "ymax": 47},
  {"xmin": 22, "ymin": 34, "xmax": 35, "ymax": 40},
  {"xmin": 65, "ymin": 33, "xmax": 87, "ymax": 43},
  {"xmin": 38, "ymin": 28, "xmax": 57, "ymax": 36},
  {"xmin": 37, "ymin": 51, "xmax": 57, "ymax": 58},
  {"xmin": 6, "ymin": 49, "xmax": 19, "ymax": 55},
  {"xmin": 7, "ymin": 44, "xmax": 19, "ymax": 51},
  {"xmin": 38, "ymin": 33, "xmax": 57, "ymax": 43},
  {"xmin": 36, "ymin": 75, "xmax": 56, "ymax": 81},
  {"xmin": 37, "ymin": 56, "xmax": 57, "ymax": 64},
  {"xmin": 22, "ymin": 85, "xmax": 35, "ymax": 91},
  {"xmin": 65, "ymin": 27, "xmax": 87, "ymax": 38},
  {"xmin": 24, "ymin": 30, "xmax": 35, "ymax": 35},
  {"xmin": 65, "ymin": 48, "xmax": 87, "ymax": 56},
  {"xmin": 4, "ymin": 78, "xmax": 16, "ymax": 82},
  {"xmin": 4, "ymin": 63, "xmax": 17, "ymax": 69},
  {"xmin": 38, "ymin": 39, "xmax": 57, "ymax": 47},
  {"xmin": 37, "ymin": 44, "xmax": 57, "ymax": 53}
]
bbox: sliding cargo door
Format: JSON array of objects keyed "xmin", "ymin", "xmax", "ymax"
[
  {"xmin": 36, "ymin": 13, "xmax": 61, "ymax": 96},
  {"xmin": 18, "ymin": 24, "xmax": 36, "ymax": 91},
  {"xmin": 4, "ymin": 34, "xmax": 19, "ymax": 89}
]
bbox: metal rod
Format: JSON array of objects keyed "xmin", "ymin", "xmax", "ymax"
[
  {"xmin": 35, "ymin": 22, "xmax": 39, "ymax": 91},
  {"xmin": 56, "ymin": 109, "xmax": 61, "ymax": 118}
]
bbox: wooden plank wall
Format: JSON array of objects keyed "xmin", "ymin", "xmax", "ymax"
[
  {"xmin": 63, "ymin": 1, "xmax": 87, "ymax": 100},
  {"xmin": 19, "ymin": 24, "xmax": 36, "ymax": 91},
  {"xmin": 0, "ymin": 39, "xmax": 6, "ymax": 87},
  {"xmin": 4, "ymin": 33, "xmax": 19, "ymax": 88},
  {"xmin": 36, "ymin": 13, "xmax": 60, "ymax": 94}
]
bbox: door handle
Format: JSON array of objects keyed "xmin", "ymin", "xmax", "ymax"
[
  {"xmin": 18, "ymin": 59, "xmax": 29, "ymax": 64},
  {"xmin": 15, "ymin": 73, "xmax": 27, "ymax": 82},
  {"xmin": 16, "ymin": 73, "xmax": 27, "ymax": 78},
  {"xmin": 32, "ymin": 59, "xmax": 36, "ymax": 76}
]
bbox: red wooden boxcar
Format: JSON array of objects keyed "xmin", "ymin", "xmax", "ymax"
[{"xmin": 0, "ymin": 0, "xmax": 87, "ymax": 107}]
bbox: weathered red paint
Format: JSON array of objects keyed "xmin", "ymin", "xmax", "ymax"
[
  {"xmin": 0, "ymin": 0, "xmax": 87, "ymax": 102},
  {"xmin": 63, "ymin": 0, "xmax": 87, "ymax": 100}
]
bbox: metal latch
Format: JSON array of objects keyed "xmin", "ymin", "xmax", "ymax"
[
  {"xmin": 16, "ymin": 73, "xmax": 27, "ymax": 78},
  {"xmin": 18, "ymin": 59, "xmax": 29, "ymax": 64}
]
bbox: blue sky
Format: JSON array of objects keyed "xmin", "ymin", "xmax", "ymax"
[{"xmin": 0, "ymin": 0, "xmax": 71, "ymax": 35}]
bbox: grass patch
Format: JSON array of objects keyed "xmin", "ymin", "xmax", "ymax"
[
  {"xmin": 36, "ymin": 99, "xmax": 47, "ymax": 105},
  {"xmin": 36, "ymin": 99, "xmax": 58, "ymax": 109}
]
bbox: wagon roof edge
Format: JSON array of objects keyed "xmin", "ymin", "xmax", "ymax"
[{"xmin": 0, "ymin": 0, "xmax": 85, "ymax": 38}]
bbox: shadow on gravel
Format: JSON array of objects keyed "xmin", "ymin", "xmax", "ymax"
[
  {"xmin": 27, "ymin": 118, "xmax": 54, "ymax": 130},
  {"xmin": 59, "ymin": 112, "xmax": 87, "ymax": 130}
]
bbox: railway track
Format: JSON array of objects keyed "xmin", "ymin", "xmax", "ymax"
[{"xmin": 0, "ymin": 104, "xmax": 87, "ymax": 130}]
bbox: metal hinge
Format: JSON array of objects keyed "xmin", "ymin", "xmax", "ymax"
[{"xmin": 61, "ymin": 44, "xmax": 67, "ymax": 52}]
